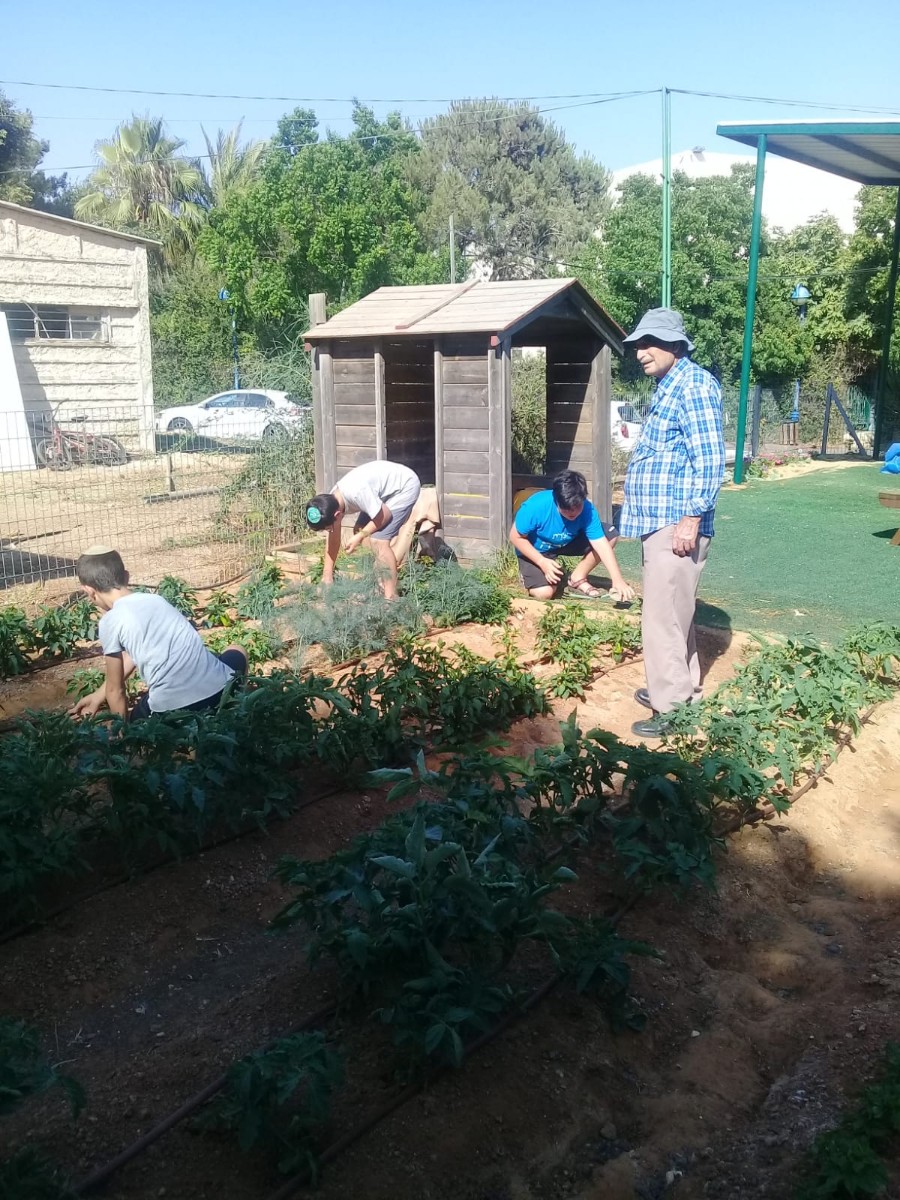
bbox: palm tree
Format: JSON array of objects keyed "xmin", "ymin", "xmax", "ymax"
[
  {"xmin": 75, "ymin": 115, "xmax": 206, "ymax": 264},
  {"xmin": 201, "ymin": 121, "xmax": 266, "ymax": 208}
]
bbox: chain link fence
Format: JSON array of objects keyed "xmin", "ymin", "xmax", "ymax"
[{"xmin": 1, "ymin": 400, "xmax": 315, "ymax": 605}]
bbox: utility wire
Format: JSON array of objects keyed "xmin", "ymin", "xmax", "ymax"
[{"xmin": 0, "ymin": 91, "xmax": 656, "ymax": 176}]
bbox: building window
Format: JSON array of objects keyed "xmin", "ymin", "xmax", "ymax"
[{"xmin": 1, "ymin": 304, "xmax": 109, "ymax": 342}]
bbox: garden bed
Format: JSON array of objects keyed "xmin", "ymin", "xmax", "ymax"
[{"xmin": 2, "ymin": 601, "xmax": 900, "ymax": 1200}]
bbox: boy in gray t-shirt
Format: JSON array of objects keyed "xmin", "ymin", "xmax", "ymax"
[
  {"xmin": 69, "ymin": 546, "xmax": 247, "ymax": 722},
  {"xmin": 304, "ymin": 460, "xmax": 422, "ymax": 599}
]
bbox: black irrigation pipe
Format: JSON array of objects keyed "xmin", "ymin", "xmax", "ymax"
[
  {"xmin": 265, "ymin": 894, "xmax": 641, "ymax": 1200},
  {"xmin": 74, "ymin": 1001, "xmax": 339, "ymax": 1196}
]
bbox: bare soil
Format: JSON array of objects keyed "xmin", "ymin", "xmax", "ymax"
[{"xmin": 2, "ymin": 610, "xmax": 900, "ymax": 1200}]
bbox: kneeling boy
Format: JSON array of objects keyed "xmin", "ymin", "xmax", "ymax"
[
  {"xmin": 69, "ymin": 546, "xmax": 247, "ymax": 721},
  {"xmin": 509, "ymin": 470, "xmax": 635, "ymax": 601}
]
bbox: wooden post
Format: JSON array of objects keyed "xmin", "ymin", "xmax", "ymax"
[
  {"xmin": 750, "ymin": 384, "xmax": 762, "ymax": 459},
  {"xmin": 487, "ymin": 340, "xmax": 512, "ymax": 551},
  {"xmin": 374, "ymin": 339, "xmax": 387, "ymax": 459},
  {"xmin": 308, "ymin": 293, "xmax": 327, "ymax": 490},
  {"xmin": 320, "ymin": 345, "xmax": 337, "ymax": 486},
  {"xmin": 820, "ymin": 387, "xmax": 833, "ymax": 456},
  {"xmin": 589, "ymin": 341, "xmax": 613, "ymax": 524},
  {"xmin": 434, "ymin": 337, "xmax": 444, "ymax": 505},
  {"xmin": 165, "ymin": 453, "xmax": 175, "ymax": 493}
]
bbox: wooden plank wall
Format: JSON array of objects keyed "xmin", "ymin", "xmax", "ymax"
[
  {"xmin": 440, "ymin": 333, "xmax": 492, "ymax": 555},
  {"xmin": 331, "ymin": 339, "xmax": 377, "ymax": 478},
  {"xmin": 546, "ymin": 336, "xmax": 595, "ymax": 480},
  {"xmin": 383, "ymin": 339, "xmax": 436, "ymax": 485}
]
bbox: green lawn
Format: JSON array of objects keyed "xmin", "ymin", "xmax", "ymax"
[{"xmin": 613, "ymin": 463, "xmax": 899, "ymax": 639}]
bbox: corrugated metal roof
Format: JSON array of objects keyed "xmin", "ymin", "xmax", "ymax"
[
  {"xmin": 716, "ymin": 121, "xmax": 900, "ymax": 186},
  {"xmin": 304, "ymin": 278, "xmax": 625, "ymax": 349}
]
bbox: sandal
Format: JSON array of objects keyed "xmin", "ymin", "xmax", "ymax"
[{"xmin": 566, "ymin": 579, "xmax": 604, "ymax": 599}]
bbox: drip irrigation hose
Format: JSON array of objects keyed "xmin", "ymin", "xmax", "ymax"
[
  {"xmin": 74, "ymin": 1001, "xmax": 338, "ymax": 1196},
  {"xmin": 265, "ymin": 896, "xmax": 640, "ymax": 1200}
]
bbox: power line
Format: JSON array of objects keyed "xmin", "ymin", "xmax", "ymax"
[
  {"xmin": 0, "ymin": 78, "xmax": 655, "ymax": 104},
  {"xmin": 672, "ymin": 87, "xmax": 900, "ymax": 117},
  {"xmin": 0, "ymin": 91, "xmax": 656, "ymax": 176}
]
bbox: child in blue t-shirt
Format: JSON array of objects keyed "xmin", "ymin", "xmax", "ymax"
[{"xmin": 509, "ymin": 470, "xmax": 635, "ymax": 601}]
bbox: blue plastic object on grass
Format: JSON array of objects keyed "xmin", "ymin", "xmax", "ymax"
[{"xmin": 882, "ymin": 442, "xmax": 900, "ymax": 474}]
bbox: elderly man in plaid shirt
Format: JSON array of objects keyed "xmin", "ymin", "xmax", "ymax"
[{"xmin": 619, "ymin": 308, "xmax": 725, "ymax": 738}]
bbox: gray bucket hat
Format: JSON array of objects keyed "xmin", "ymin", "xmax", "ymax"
[{"xmin": 623, "ymin": 307, "xmax": 694, "ymax": 353}]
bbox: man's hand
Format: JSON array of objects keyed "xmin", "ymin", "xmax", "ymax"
[
  {"xmin": 68, "ymin": 687, "xmax": 106, "ymax": 720},
  {"xmin": 344, "ymin": 531, "xmax": 365, "ymax": 555},
  {"xmin": 672, "ymin": 516, "xmax": 701, "ymax": 557},
  {"xmin": 541, "ymin": 557, "xmax": 564, "ymax": 585}
]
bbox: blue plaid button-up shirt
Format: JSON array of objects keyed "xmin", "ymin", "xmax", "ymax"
[{"xmin": 619, "ymin": 357, "xmax": 725, "ymax": 539}]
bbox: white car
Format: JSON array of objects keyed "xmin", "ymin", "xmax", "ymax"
[
  {"xmin": 156, "ymin": 390, "xmax": 310, "ymax": 440},
  {"xmin": 611, "ymin": 401, "xmax": 643, "ymax": 450}
]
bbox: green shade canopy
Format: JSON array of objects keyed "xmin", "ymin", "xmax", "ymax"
[
  {"xmin": 715, "ymin": 120, "xmax": 900, "ymax": 470},
  {"xmin": 717, "ymin": 120, "xmax": 900, "ymax": 187}
]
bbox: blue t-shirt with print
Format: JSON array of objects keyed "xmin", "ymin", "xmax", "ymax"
[{"xmin": 514, "ymin": 490, "xmax": 605, "ymax": 555}]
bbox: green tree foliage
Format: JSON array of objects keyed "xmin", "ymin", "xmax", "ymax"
[
  {"xmin": 75, "ymin": 115, "xmax": 206, "ymax": 264},
  {"xmin": 578, "ymin": 167, "xmax": 817, "ymax": 384},
  {"xmin": 200, "ymin": 121, "xmax": 267, "ymax": 208},
  {"xmin": 411, "ymin": 99, "xmax": 611, "ymax": 280},
  {"xmin": 199, "ymin": 105, "xmax": 447, "ymax": 337},
  {"xmin": 843, "ymin": 185, "xmax": 900, "ymax": 372},
  {"xmin": 0, "ymin": 89, "xmax": 71, "ymax": 212}
]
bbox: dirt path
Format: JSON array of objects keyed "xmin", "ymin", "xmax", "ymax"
[{"xmin": 2, "ymin": 621, "xmax": 899, "ymax": 1199}]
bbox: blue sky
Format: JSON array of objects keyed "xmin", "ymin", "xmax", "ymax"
[{"xmin": 5, "ymin": 0, "xmax": 900, "ymax": 181}]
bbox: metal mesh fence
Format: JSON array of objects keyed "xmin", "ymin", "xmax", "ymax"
[
  {"xmin": 616, "ymin": 382, "xmax": 875, "ymax": 456},
  {"xmin": 1, "ymin": 401, "xmax": 315, "ymax": 605}
]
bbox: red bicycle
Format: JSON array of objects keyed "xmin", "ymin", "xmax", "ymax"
[{"xmin": 34, "ymin": 405, "xmax": 128, "ymax": 470}]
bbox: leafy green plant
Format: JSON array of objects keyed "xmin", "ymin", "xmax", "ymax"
[
  {"xmin": 202, "ymin": 589, "xmax": 236, "ymax": 629},
  {"xmin": 204, "ymin": 624, "xmax": 283, "ymax": 669},
  {"xmin": 217, "ymin": 422, "xmax": 315, "ymax": 547},
  {"xmin": 536, "ymin": 603, "xmax": 604, "ymax": 699},
  {"xmin": 0, "ymin": 606, "xmax": 32, "ymax": 676},
  {"xmin": 236, "ymin": 563, "xmax": 284, "ymax": 621},
  {"xmin": 65, "ymin": 667, "xmax": 105, "ymax": 700},
  {"xmin": 30, "ymin": 603, "xmax": 96, "ymax": 661},
  {"xmin": 592, "ymin": 615, "xmax": 642, "ymax": 662},
  {"xmin": 156, "ymin": 575, "xmax": 198, "ymax": 620},
  {"xmin": 198, "ymin": 1032, "xmax": 342, "ymax": 1177},
  {"xmin": 796, "ymin": 1042, "xmax": 900, "ymax": 1199}
]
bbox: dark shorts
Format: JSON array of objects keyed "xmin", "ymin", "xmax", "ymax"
[
  {"xmin": 516, "ymin": 534, "xmax": 592, "ymax": 591},
  {"xmin": 129, "ymin": 648, "xmax": 248, "ymax": 722}
]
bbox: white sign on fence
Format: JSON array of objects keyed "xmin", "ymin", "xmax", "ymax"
[{"xmin": 0, "ymin": 311, "xmax": 37, "ymax": 472}]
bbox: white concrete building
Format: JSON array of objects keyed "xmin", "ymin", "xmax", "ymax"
[
  {"xmin": 611, "ymin": 147, "xmax": 861, "ymax": 233},
  {"xmin": 0, "ymin": 201, "xmax": 157, "ymax": 452}
]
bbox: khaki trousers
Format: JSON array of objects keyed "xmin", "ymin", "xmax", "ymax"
[{"xmin": 640, "ymin": 525, "xmax": 711, "ymax": 714}]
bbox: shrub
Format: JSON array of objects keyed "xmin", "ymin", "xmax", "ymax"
[
  {"xmin": 218, "ymin": 422, "xmax": 315, "ymax": 549},
  {"xmin": 285, "ymin": 569, "xmax": 420, "ymax": 664},
  {"xmin": 236, "ymin": 562, "xmax": 284, "ymax": 621},
  {"xmin": 402, "ymin": 558, "xmax": 511, "ymax": 626},
  {"xmin": 157, "ymin": 575, "xmax": 198, "ymax": 620}
]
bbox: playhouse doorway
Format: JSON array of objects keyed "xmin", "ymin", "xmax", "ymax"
[{"xmin": 383, "ymin": 339, "xmax": 436, "ymax": 485}]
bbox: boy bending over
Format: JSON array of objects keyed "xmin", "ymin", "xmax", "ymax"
[
  {"xmin": 509, "ymin": 470, "xmax": 635, "ymax": 602},
  {"xmin": 69, "ymin": 546, "xmax": 247, "ymax": 721}
]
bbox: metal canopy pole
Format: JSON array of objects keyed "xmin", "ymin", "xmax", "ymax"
[
  {"xmin": 873, "ymin": 186, "xmax": 900, "ymax": 459},
  {"xmin": 661, "ymin": 86, "xmax": 672, "ymax": 307},
  {"xmin": 733, "ymin": 134, "xmax": 767, "ymax": 483}
]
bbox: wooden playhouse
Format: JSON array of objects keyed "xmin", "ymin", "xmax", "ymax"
[{"xmin": 304, "ymin": 279, "xmax": 625, "ymax": 558}]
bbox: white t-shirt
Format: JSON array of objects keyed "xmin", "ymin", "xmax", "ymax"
[
  {"xmin": 337, "ymin": 460, "xmax": 420, "ymax": 519},
  {"xmin": 99, "ymin": 592, "xmax": 234, "ymax": 712}
]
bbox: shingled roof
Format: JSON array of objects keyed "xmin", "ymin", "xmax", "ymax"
[{"xmin": 303, "ymin": 278, "xmax": 625, "ymax": 352}]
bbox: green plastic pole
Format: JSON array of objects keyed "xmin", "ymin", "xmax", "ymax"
[
  {"xmin": 661, "ymin": 86, "xmax": 672, "ymax": 307},
  {"xmin": 733, "ymin": 134, "xmax": 767, "ymax": 484},
  {"xmin": 873, "ymin": 186, "xmax": 900, "ymax": 459}
]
